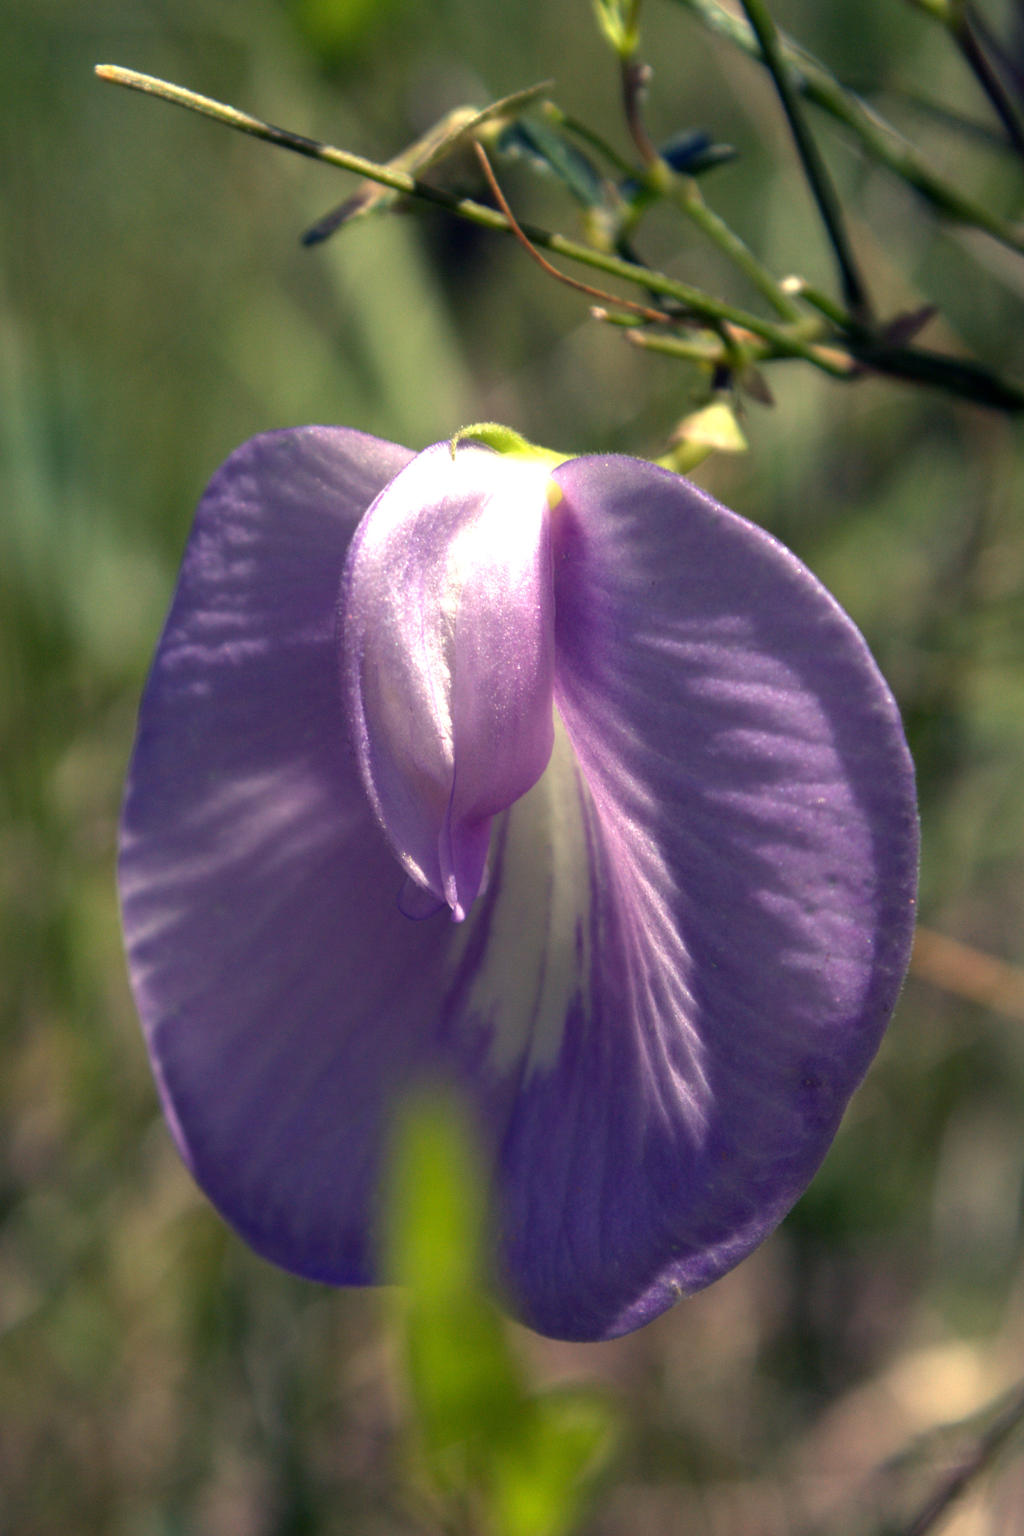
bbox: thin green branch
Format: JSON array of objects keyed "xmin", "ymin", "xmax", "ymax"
[
  {"xmin": 94, "ymin": 66, "xmax": 552, "ymax": 205},
  {"xmin": 876, "ymin": 88, "xmax": 1016, "ymax": 151},
  {"xmin": 953, "ymin": 3, "xmax": 1024, "ymax": 159},
  {"xmin": 907, "ymin": 0, "xmax": 1024, "ymax": 156},
  {"xmin": 737, "ymin": 0, "xmax": 870, "ymax": 318},
  {"xmin": 617, "ymin": 53, "xmax": 802, "ymax": 319},
  {"xmin": 666, "ymin": 175, "xmax": 803, "ymax": 318},
  {"xmin": 901, "ymin": 1379, "xmax": 1024, "ymax": 1536},
  {"xmin": 787, "ymin": 281, "xmax": 851, "ymax": 327},
  {"xmin": 667, "ymin": 0, "xmax": 1024, "ymax": 255},
  {"xmin": 624, "ymin": 323, "xmax": 854, "ymax": 375},
  {"xmin": 94, "ymin": 65, "xmax": 1024, "ymax": 412},
  {"xmin": 92, "ymin": 66, "xmax": 828, "ymax": 365},
  {"xmin": 472, "ymin": 140, "xmax": 675, "ymax": 324},
  {"xmin": 847, "ymin": 337, "xmax": 1024, "ymax": 410},
  {"xmin": 300, "ymin": 82, "xmax": 556, "ymax": 243},
  {"xmin": 548, "ymin": 107, "xmax": 637, "ymax": 179}
]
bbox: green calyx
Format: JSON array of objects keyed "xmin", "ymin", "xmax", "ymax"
[{"xmin": 451, "ymin": 422, "xmax": 570, "ymax": 469}]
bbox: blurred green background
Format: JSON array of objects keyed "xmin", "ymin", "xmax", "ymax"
[{"xmin": 3, "ymin": 0, "xmax": 1024, "ymax": 1530}]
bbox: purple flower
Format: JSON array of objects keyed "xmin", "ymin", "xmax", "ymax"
[{"xmin": 119, "ymin": 426, "xmax": 918, "ymax": 1341}]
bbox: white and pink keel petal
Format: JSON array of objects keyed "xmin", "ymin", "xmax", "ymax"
[{"xmin": 341, "ymin": 442, "xmax": 558, "ymax": 919}]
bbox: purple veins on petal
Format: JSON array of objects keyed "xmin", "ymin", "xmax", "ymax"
[{"xmin": 118, "ymin": 427, "xmax": 918, "ymax": 1342}]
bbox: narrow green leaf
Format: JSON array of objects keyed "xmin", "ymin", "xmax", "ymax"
[
  {"xmin": 304, "ymin": 82, "xmax": 554, "ymax": 242},
  {"xmin": 496, "ymin": 118, "xmax": 609, "ymax": 210}
]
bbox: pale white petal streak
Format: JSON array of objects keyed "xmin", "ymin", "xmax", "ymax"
[{"xmin": 445, "ymin": 709, "xmax": 594, "ymax": 1080}]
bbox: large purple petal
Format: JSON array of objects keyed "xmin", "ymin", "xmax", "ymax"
[
  {"xmin": 119, "ymin": 426, "xmax": 421, "ymax": 1276},
  {"xmin": 488, "ymin": 455, "xmax": 918, "ymax": 1338},
  {"xmin": 119, "ymin": 429, "xmax": 576, "ymax": 1313}
]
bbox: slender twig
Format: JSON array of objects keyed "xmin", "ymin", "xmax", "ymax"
[
  {"xmin": 966, "ymin": 0, "xmax": 1024, "ymax": 103},
  {"xmin": 300, "ymin": 84, "xmax": 555, "ymax": 244},
  {"xmin": 618, "ymin": 52, "xmax": 803, "ymax": 319},
  {"xmin": 737, "ymin": 0, "xmax": 871, "ymax": 318},
  {"xmin": 472, "ymin": 141, "xmax": 675, "ymax": 324},
  {"xmin": 625, "ymin": 322, "xmax": 854, "ymax": 375},
  {"xmin": 953, "ymin": 3, "xmax": 1024, "ymax": 159},
  {"xmin": 92, "ymin": 66, "xmax": 829, "ymax": 363},
  {"xmin": 667, "ymin": 0, "xmax": 1024, "ymax": 254},
  {"xmin": 847, "ymin": 342, "xmax": 1024, "ymax": 409},
  {"xmin": 667, "ymin": 176, "xmax": 804, "ymax": 319},
  {"xmin": 875, "ymin": 88, "xmax": 1014, "ymax": 151},
  {"xmin": 548, "ymin": 107, "xmax": 637, "ymax": 178},
  {"xmin": 621, "ymin": 58, "xmax": 662, "ymax": 166},
  {"xmin": 94, "ymin": 65, "xmax": 1024, "ymax": 410},
  {"xmin": 620, "ymin": 326, "xmax": 728, "ymax": 362},
  {"xmin": 909, "ymin": 0, "xmax": 1024, "ymax": 155},
  {"xmin": 787, "ymin": 281, "xmax": 851, "ymax": 326},
  {"xmin": 900, "ymin": 1379, "xmax": 1024, "ymax": 1536}
]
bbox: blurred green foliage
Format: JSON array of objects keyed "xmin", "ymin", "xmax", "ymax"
[
  {"xmin": 2, "ymin": 0, "xmax": 1024, "ymax": 1532},
  {"xmin": 386, "ymin": 1093, "xmax": 614, "ymax": 1535}
]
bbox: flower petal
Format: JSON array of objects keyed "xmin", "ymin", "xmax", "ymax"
[
  {"xmin": 119, "ymin": 430, "xmax": 570, "ymax": 1306},
  {"xmin": 119, "ymin": 425, "xmax": 424, "ymax": 1277},
  {"xmin": 120, "ymin": 434, "xmax": 917, "ymax": 1343},
  {"xmin": 342, "ymin": 442, "xmax": 556, "ymax": 919},
  {"xmin": 485, "ymin": 454, "xmax": 918, "ymax": 1337}
]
